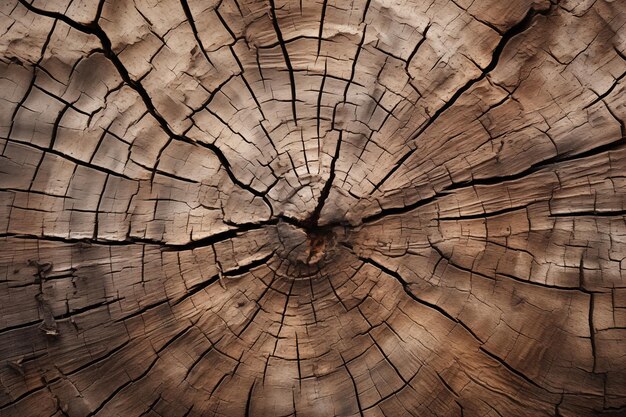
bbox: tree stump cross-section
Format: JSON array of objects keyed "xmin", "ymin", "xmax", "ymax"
[{"xmin": 1, "ymin": 0, "xmax": 626, "ymax": 416}]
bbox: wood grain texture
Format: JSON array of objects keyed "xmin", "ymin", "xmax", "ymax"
[{"xmin": 1, "ymin": 0, "xmax": 625, "ymax": 416}]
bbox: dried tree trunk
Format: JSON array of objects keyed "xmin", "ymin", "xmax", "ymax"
[{"xmin": 1, "ymin": 0, "xmax": 625, "ymax": 416}]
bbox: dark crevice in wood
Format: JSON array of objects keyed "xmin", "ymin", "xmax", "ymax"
[
  {"xmin": 340, "ymin": 353, "xmax": 365, "ymax": 417},
  {"xmin": 478, "ymin": 346, "xmax": 554, "ymax": 393},
  {"xmin": 179, "ymin": 0, "xmax": 214, "ymax": 66},
  {"xmin": 244, "ymin": 380, "xmax": 255, "ymax": 417},
  {"xmin": 406, "ymin": 23, "xmax": 431, "ymax": 71},
  {"xmin": 15, "ymin": 0, "xmax": 271, "ymax": 204},
  {"xmin": 2, "ymin": 0, "xmax": 625, "ymax": 414},
  {"xmin": 0, "ymin": 218, "xmax": 276, "ymax": 250},
  {"xmin": 371, "ymin": 4, "xmax": 554, "ymax": 193},
  {"xmin": 302, "ymin": 130, "xmax": 343, "ymax": 229},
  {"xmin": 269, "ymin": 0, "xmax": 298, "ymax": 125},
  {"xmin": 316, "ymin": 0, "xmax": 328, "ymax": 56},
  {"xmin": 363, "ymin": 138, "xmax": 626, "ymax": 225},
  {"xmin": 589, "ymin": 292, "xmax": 597, "ymax": 373},
  {"xmin": 357, "ymin": 255, "xmax": 485, "ymax": 344}
]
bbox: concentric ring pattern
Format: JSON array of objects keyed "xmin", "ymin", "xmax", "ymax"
[{"xmin": 1, "ymin": 0, "xmax": 625, "ymax": 416}]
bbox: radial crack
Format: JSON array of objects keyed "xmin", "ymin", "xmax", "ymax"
[{"xmin": 371, "ymin": 5, "xmax": 553, "ymax": 193}]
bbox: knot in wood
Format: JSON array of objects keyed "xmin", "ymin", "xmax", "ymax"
[{"xmin": 275, "ymin": 221, "xmax": 346, "ymax": 276}]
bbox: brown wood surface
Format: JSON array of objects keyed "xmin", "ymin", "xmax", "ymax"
[{"xmin": 1, "ymin": 0, "xmax": 626, "ymax": 416}]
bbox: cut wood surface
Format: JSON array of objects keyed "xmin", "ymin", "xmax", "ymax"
[{"xmin": 1, "ymin": 0, "xmax": 625, "ymax": 416}]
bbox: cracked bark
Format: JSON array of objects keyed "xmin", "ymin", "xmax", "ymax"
[{"xmin": 1, "ymin": 0, "xmax": 626, "ymax": 416}]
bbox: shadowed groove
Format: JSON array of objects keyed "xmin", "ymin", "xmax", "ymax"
[{"xmin": 0, "ymin": 0, "xmax": 625, "ymax": 416}]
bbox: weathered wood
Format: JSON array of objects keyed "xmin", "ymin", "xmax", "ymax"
[{"xmin": 1, "ymin": 0, "xmax": 625, "ymax": 416}]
